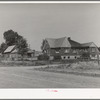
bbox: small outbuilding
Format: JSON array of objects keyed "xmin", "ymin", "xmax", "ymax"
[{"xmin": 3, "ymin": 45, "xmax": 21, "ymax": 60}]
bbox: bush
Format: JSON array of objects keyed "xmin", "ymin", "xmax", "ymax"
[
  {"xmin": 54, "ymin": 55, "xmax": 61, "ymax": 60},
  {"xmin": 38, "ymin": 54, "xmax": 49, "ymax": 60},
  {"xmin": 81, "ymin": 52, "xmax": 90, "ymax": 59}
]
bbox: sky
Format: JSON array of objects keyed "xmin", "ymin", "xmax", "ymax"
[{"xmin": 0, "ymin": 3, "xmax": 100, "ymax": 50}]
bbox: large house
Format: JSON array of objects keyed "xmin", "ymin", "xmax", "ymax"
[{"xmin": 41, "ymin": 37, "xmax": 99, "ymax": 60}]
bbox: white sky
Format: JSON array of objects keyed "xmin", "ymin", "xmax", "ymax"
[{"xmin": 0, "ymin": 3, "xmax": 100, "ymax": 50}]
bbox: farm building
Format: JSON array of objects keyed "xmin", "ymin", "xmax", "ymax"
[
  {"xmin": 3, "ymin": 45, "xmax": 43, "ymax": 61},
  {"xmin": 3, "ymin": 45, "xmax": 21, "ymax": 60},
  {"xmin": 41, "ymin": 37, "xmax": 99, "ymax": 60},
  {"xmin": 27, "ymin": 49, "xmax": 34, "ymax": 58},
  {"xmin": 26, "ymin": 50, "xmax": 42, "ymax": 60}
]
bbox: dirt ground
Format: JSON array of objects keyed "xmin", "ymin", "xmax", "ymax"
[{"xmin": 0, "ymin": 66, "xmax": 99, "ymax": 88}]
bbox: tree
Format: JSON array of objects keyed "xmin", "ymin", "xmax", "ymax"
[
  {"xmin": 3, "ymin": 29, "xmax": 19, "ymax": 46},
  {"xmin": 16, "ymin": 37, "xmax": 28, "ymax": 57},
  {"xmin": 3, "ymin": 29, "xmax": 28, "ymax": 56},
  {"xmin": 0, "ymin": 42, "xmax": 7, "ymax": 53},
  {"xmin": 41, "ymin": 39, "xmax": 45, "ymax": 51}
]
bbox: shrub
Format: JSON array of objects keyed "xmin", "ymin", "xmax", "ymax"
[
  {"xmin": 54, "ymin": 55, "xmax": 61, "ymax": 60},
  {"xmin": 81, "ymin": 52, "xmax": 90, "ymax": 59},
  {"xmin": 38, "ymin": 54, "xmax": 49, "ymax": 60}
]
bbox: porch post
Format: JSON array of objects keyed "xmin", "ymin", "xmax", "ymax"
[
  {"xmin": 97, "ymin": 53, "xmax": 99, "ymax": 65},
  {"xmin": 96, "ymin": 48, "xmax": 99, "ymax": 65}
]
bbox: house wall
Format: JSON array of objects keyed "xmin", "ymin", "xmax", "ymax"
[
  {"xmin": 49, "ymin": 48, "xmax": 78, "ymax": 56},
  {"xmin": 3, "ymin": 53, "xmax": 21, "ymax": 61},
  {"xmin": 47, "ymin": 48, "xmax": 80, "ymax": 60},
  {"xmin": 46, "ymin": 47, "xmax": 99, "ymax": 60},
  {"xmin": 89, "ymin": 47, "xmax": 99, "ymax": 59},
  {"xmin": 42, "ymin": 39, "xmax": 99, "ymax": 60},
  {"xmin": 3, "ymin": 54, "xmax": 10, "ymax": 60}
]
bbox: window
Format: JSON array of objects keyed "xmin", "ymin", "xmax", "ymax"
[
  {"xmin": 63, "ymin": 56, "xmax": 66, "ymax": 59},
  {"xmin": 68, "ymin": 56, "xmax": 70, "ymax": 59},
  {"xmin": 55, "ymin": 51, "xmax": 59, "ymax": 53},
  {"xmin": 55, "ymin": 49, "xmax": 60, "ymax": 53},
  {"xmin": 91, "ymin": 54, "xmax": 96, "ymax": 57},
  {"xmin": 75, "ymin": 56, "xmax": 77, "ymax": 59},
  {"xmin": 91, "ymin": 48, "xmax": 95, "ymax": 52}
]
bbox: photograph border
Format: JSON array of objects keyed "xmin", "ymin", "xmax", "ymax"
[{"xmin": 0, "ymin": 1, "xmax": 99, "ymax": 99}]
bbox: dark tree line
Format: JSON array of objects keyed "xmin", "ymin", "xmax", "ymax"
[{"xmin": 0, "ymin": 29, "xmax": 28, "ymax": 56}]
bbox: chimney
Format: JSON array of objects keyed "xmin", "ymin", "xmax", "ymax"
[{"xmin": 68, "ymin": 37, "xmax": 71, "ymax": 40}]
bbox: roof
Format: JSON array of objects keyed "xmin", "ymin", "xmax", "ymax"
[
  {"xmin": 4, "ymin": 45, "xmax": 16, "ymax": 53},
  {"xmin": 81, "ymin": 42, "xmax": 97, "ymax": 47},
  {"xmin": 68, "ymin": 39, "xmax": 81, "ymax": 47},
  {"xmin": 11, "ymin": 49, "xmax": 18, "ymax": 53},
  {"xmin": 45, "ymin": 37, "xmax": 81, "ymax": 48},
  {"xmin": 27, "ymin": 49, "xmax": 34, "ymax": 53}
]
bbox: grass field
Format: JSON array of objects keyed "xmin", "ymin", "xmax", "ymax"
[
  {"xmin": 34, "ymin": 61, "xmax": 100, "ymax": 77},
  {"xmin": 0, "ymin": 60, "xmax": 49, "ymax": 66},
  {"xmin": 1, "ymin": 60, "xmax": 100, "ymax": 77}
]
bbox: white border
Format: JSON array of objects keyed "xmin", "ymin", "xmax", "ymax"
[
  {"xmin": 0, "ymin": 1, "xmax": 100, "ymax": 99},
  {"xmin": 0, "ymin": 1, "xmax": 100, "ymax": 3},
  {"xmin": 0, "ymin": 89, "xmax": 100, "ymax": 99}
]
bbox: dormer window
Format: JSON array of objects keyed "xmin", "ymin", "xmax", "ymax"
[
  {"xmin": 55, "ymin": 51, "xmax": 59, "ymax": 53},
  {"xmin": 73, "ymin": 50, "xmax": 77, "ymax": 53},
  {"xmin": 65, "ymin": 49, "xmax": 70, "ymax": 53}
]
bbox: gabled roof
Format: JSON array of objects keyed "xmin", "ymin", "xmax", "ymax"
[
  {"xmin": 81, "ymin": 42, "xmax": 97, "ymax": 47},
  {"xmin": 45, "ymin": 38, "xmax": 56, "ymax": 48},
  {"xmin": 45, "ymin": 37, "xmax": 81, "ymax": 48},
  {"xmin": 4, "ymin": 45, "xmax": 16, "ymax": 53}
]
